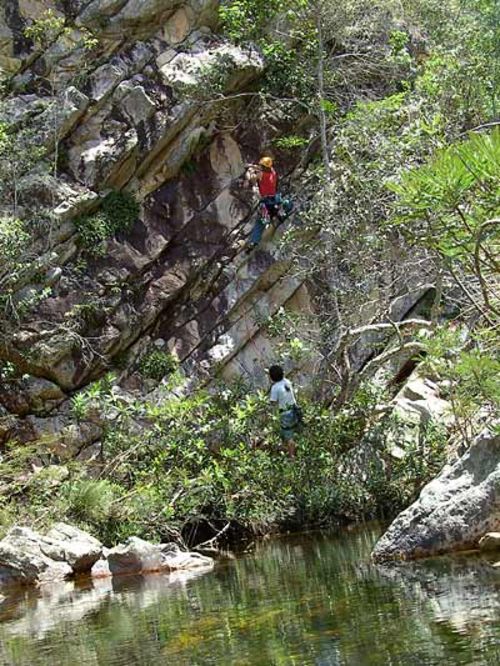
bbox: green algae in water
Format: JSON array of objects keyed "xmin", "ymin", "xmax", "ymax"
[{"xmin": 0, "ymin": 523, "xmax": 499, "ymax": 665}]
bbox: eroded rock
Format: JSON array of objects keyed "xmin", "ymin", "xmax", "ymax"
[
  {"xmin": 107, "ymin": 536, "xmax": 163, "ymax": 575},
  {"xmin": 0, "ymin": 523, "xmax": 211, "ymax": 586},
  {"xmin": 107, "ymin": 537, "xmax": 213, "ymax": 575},
  {"xmin": 160, "ymin": 542, "xmax": 214, "ymax": 571},
  {"xmin": 0, "ymin": 527, "xmax": 73, "ymax": 585}
]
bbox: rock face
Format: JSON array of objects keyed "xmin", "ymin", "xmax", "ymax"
[
  {"xmin": 46, "ymin": 522, "xmax": 103, "ymax": 573},
  {"xmin": 0, "ymin": 0, "xmax": 317, "ymax": 452},
  {"xmin": 372, "ymin": 428, "xmax": 500, "ymax": 560},
  {"xmin": 107, "ymin": 537, "xmax": 165, "ymax": 575},
  {"xmin": 385, "ymin": 371, "xmax": 453, "ymax": 460},
  {"xmin": 0, "ymin": 0, "xmax": 436, "ymax": 457},
  {"xmin": 392, "ymin": 374, "xmax": 452, "ymax": 427}
]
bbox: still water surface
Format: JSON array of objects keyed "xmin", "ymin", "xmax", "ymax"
[{"xmin": 0, "ymin": 523, "xmax": 499, "ymax": 665}]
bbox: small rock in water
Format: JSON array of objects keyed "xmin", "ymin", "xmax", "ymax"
[
  {"xmin": 0, "ymin": 527, "xmax": 73, "ymax": 585},
  {"xmin": 479, "ymin": 533, "xmax": 500, "ymax": 552},
  {"xmin": 0, "ymin": 523, "xmax": 103, "ymax": 585},
  {"xmin": 107, "ymin": 538, "xmax": 214, "ymax": 575}
]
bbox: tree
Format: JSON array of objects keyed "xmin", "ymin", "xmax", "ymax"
[{"xmin": 389, "ymin": 128, "xmax": 500, "ymax": 323}]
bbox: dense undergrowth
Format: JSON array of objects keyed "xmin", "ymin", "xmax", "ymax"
[{"xmin": 0, "ymin": 377, "xmax": 446, "ymax": 546}]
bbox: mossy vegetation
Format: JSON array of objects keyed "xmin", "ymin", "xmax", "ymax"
[
  {"xmin": 74, "ymin": 190, "xmax": 139, "ymax": 254},
  {"xmin": 138, "ymin": 348, "xmax": 179, "ymax": 381}
]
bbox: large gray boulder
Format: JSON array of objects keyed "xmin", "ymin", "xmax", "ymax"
[
  {"xmin": 0, "ymin": 523, "xmax": 103, "ymax": 585},
  {"xmin": 0, "ymin": 527, "xmax": 72, "ymax": 585},
  {"xmin": 372, "ymin": 428, "xmax": 500, "ymax": 560},
  {"xmin": 107, "ymin": 537, "xmax": 164, "ymax": 575},
  {"xmin": 46, "ymin": 522, "xmax": 103, "ymax": 573}
]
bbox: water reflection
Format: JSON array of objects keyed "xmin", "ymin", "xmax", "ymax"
[
  {"xmin": 375, "ymin": 554, "xmax": 500, "ymax": 634},
  {"xmin": 0, "ymin": 567, "xmax": 211, "ymax": 640},
  {"xmin": 0, "ymin": 524, "xmax": 498, "ymax": 665}
]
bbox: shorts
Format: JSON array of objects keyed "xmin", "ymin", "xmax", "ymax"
[{"xmin": 280, "ymin": 408, "xmax": 299, "ymax": 441}]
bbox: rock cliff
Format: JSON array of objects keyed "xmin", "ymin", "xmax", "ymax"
[
  {"xmin": 0, "ymin": 0, "xmax": 322, "ymax": 452},
  {"xmin": 0, "ymin": 0, "xmax": 436, "ymax": 456},
  {"xmin": 0, "ymin": 0, "xmax": 462, "ymax": 480}
]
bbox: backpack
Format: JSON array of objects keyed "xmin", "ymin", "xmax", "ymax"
[{"xmin": 292, "ymin": 403, "xmax": 305, "ymax": 429}]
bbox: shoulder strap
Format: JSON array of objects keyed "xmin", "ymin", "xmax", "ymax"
[{"xmin": 285, "ymin": 379, "xmax": 297, "ymax": 405}]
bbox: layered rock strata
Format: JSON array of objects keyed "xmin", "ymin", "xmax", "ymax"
[{"xmin": 1, "ymin": 0, "xmax": 437, "ymax": 456}]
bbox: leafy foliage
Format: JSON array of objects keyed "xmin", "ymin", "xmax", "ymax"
[
  {"xmin": 220, "ymin": 0, "xmax": 309, "ymax": 43},
  {"xmin": 273, "ymin": 135, "xmax": 309, "ymax": 150},
  {"xmin": 23, "ymin": 9, "xmax": 69, "ymax": 48},
  {"xmin": 62, "ymin": 478, "xmax": 121, "ymax": 527},
  {"xmin": 0, "ymin": 217, "xmax": 29, "ymax": 264},
  {"xmin": 0, "ymin": 379, "xmax": 447, "ymax": 544},
  {"xmin": 138, "ymin": 349, "xmax": 179, "ymax": 381},
  {"xmin": 389, "ymin": 128, "xmax": 499, "ymax": 267},
  {"xmin": 421, "ymin": 326, "xmax": 499, "ymax": 440},
  {"xmin": 74, "ymin": 190, "xmax": 139, "ymax": 254}
]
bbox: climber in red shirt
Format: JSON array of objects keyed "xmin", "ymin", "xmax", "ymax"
[
  {"xmin": 256, "ymin": 156, "xmax": 278, "ymax": 197},
  {"xmin": 245, "ymin": 156, "xmax": 292, "ymax": 252}
]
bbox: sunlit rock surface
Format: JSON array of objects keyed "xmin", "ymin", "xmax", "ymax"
[
  {"xmin": 372, "ymin": 428, "xmax": 500, "ymax": 560},
  {"xmin": 0, "ymin": 525, "xmax": 212, "ymax": 586},
  {"xmin": 106, "ymin": 537, "xmax": 213, "ymax": 575},
  {"xmin": 45, "ymin": 523, "xmax": 103, "ymax": 573},
  {"xmin": 0, "ymin": 527, "xmax": 74, "ymax": 585}
]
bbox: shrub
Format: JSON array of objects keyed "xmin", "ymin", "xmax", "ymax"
[
  {"xmin": 0, "ymin": 217, "xmax": 29, "ymax": 264},
  {"xmin": 138, "ymin": 349, "xmax": 178, "ymax": 381},
  {"xmin": 62, "ymin": 478, "xmax": 120, "ymax": 525},
  {"xmin": 0, "ymin": 377, "xmax": 450, "ymax": 544},
  {"xmin": 74, "ymin": 190, "xmax": 139, "ymax": 254}
]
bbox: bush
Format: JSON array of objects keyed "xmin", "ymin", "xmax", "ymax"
[
  {"xmin": 0, "ymin": 217, "xmax": 29, "ymax": 264},
  {"xmin": 0, "ymin": 381, "xmax": 449, "ymax": 545},
  {"xmin": 62, "ymin": 478, "xmax": 120, "ymax": 526},
  {"xmin": 74, "ymin": 190, "xmax": 139, "ymax": 254},
  {"xmin": 138, "ymin": 349, "xmax": 178, "ymax": 381}
]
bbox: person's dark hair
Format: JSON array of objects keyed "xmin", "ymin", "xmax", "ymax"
[{"xmin": 268, "ymin": 365, "xmax": 284, "ymax": 382}]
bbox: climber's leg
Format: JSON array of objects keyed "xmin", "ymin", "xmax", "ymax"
[
  {"xmin": 270, "ymin": 197, "xmax": 293, "ymax": 230},
  {"xmin": 246, "ymin": 216, "xmax": 266, "ymax": 251}
]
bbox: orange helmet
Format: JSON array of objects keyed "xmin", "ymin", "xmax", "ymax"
[{"xmin": 259, "ymin": 156, "xmax": 273, "ymax": 168}]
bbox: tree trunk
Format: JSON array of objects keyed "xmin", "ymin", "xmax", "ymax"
[{"xmin": 316, "ymin": 9, "xmax": 330, "ymax": 179}]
